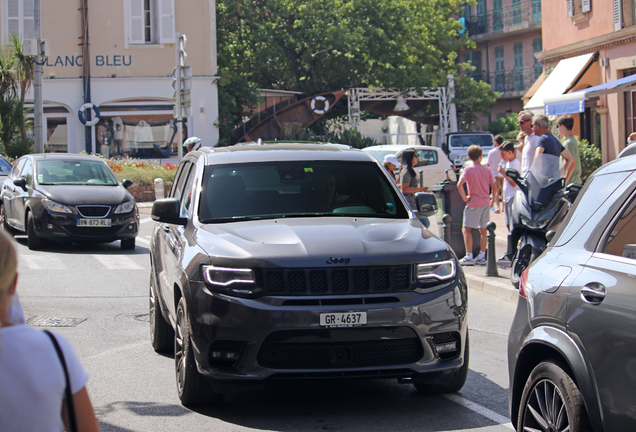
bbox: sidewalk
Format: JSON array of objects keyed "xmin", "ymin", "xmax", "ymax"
[{"xmin": 459, "ymin": 208, "xmax": 519, "ymax": 301}]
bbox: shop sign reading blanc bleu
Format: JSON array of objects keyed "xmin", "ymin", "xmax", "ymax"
[{"xmin": 45, "ymin": 54, "xmax": 132, "ymax": 67}]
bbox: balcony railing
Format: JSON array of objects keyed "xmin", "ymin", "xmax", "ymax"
[
  {"xmin": 467, "ymin": 66, "xmax": 541, "ymax": 94},
  {"xmin": 465, "ymin": 0, "xmax": 541, "ymax": 37}
]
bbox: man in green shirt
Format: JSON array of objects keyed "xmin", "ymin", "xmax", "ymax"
[{"xmin": 556, "ymin": 115, "xmax": 582, "ymax": 185}]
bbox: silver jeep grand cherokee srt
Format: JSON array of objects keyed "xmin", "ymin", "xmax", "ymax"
[{"xmin": 149, "ymin": 143, "xmax": 468, "ymax": 406}]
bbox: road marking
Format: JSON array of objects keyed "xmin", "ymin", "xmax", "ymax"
[
  {"xmin": 21, "ymin": 255, "xmax": 66, "ymax": 269},
  {"xmin": 140, "ymin": 217, "xmax": 153, "ymax": 224},
  {"xmin": 443, "ymin": 393, "xmax": 515, "ymax": 430},
  {"xmin": 92, "ymin": 255, "xmax": 144, "ymax": 270},
  {"xmin": 136, "ymin": 236, "xmax": 150, "ymax": 246}
]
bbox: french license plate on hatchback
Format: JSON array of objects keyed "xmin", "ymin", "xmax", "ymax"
[
  {"xmin": 320, "ymin": 312, "xmax": 367, "ymax": 327},
  {"xmin": 77, "ymin": 218, "xmax": 111, "ymax": 227}
]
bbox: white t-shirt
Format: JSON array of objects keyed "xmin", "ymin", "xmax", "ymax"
[
  {"xmin": 0, "ymin": 325, "xmax": 88, "ymax": 432},
  {"xmin": 521, "ymin": 133, "xmax": 539, "ymax": 176},
  {"xmin": 504, "ymin": 159, "xmax": 522, "ymax": 202},
  {"xmin": 487, "ymin": 147, "xmax": 502, "ymax": 177}
]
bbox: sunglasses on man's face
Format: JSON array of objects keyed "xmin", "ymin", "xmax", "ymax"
[{"xmin": 518, "ymin": 119, "xmax": 529, "ymax": 124}]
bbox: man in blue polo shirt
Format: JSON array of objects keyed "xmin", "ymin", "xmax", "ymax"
[{"xmin": 531, "ymin": 115, "xmax": 576, "ymax": 184}]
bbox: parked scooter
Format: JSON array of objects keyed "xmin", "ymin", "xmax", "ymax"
[{"xmin": 506, "ymin": 154, "xmax": 582, "ymax": 288}]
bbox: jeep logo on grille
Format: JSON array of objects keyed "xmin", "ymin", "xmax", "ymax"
[{"xmin": 326, "ymin": 257, "xmax": 350, "ymax": 264}]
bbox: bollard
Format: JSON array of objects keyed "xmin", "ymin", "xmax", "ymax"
[
  {"xmin": 442, "ymin": 214, "xmax": 452, "ymax": 244},
  {"xmin": 485, "ymin": 221, "xmax": 499, "ymax": 277},
  {"xmin": 154, "ymin": 178, "xmax": 165, "ymax": 200}
]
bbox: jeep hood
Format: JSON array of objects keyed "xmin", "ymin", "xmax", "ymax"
[{"xmin": 195, "ymin": 218, "xmax": 450, "ymax": 267}]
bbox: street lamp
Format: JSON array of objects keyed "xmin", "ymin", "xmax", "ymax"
[{"xmin": 394, "ymin": 95, "xmax": 410, "ymax": 112}]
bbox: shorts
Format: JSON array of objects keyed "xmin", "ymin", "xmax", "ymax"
[
  {"xmin": 504, "ymin": 199, "xmax": 514, "ymax": 227},
  {"xmin": 463, "ymin": 206, "xmax": 490, "ymax": 229}
]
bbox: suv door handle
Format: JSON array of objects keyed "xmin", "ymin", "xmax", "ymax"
[{"xmin": 581, "ymin": 283, "xmax": 606, "ymax": 305}]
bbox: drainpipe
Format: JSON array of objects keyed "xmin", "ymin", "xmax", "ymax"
[{"xmin": 80, "ymin": 0, "xmax": 93, "ymax": 153}]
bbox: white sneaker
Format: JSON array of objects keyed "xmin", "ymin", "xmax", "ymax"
[
  {"xmin": 473, "ymin": 255, "xmax": 486, "ymax": 264},
  {"xmin": 459, "ymin": 256, "xmax": 475, "ymax": 266}
]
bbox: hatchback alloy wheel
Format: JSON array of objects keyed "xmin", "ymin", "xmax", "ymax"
[{"xmin": 518, "ymin": 362, "xmax": 590, "ymax": 432}]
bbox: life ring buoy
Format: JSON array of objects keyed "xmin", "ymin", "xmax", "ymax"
[
  {"xmin": 78, "ymin": 103, "xmax": 100, "ymax": 126},
  {"xmin": 310, "ymin": 96, "xmax": 330, "ymax": 115}
]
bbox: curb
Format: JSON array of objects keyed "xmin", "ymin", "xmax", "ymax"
[{"xmin": 465, "ymin": 272, "xmax": 518, "ymax": 301}]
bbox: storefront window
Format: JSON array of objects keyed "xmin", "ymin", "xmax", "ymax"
[
  {"xmin": 623, "ymin": 69, "xmax": 636, "ymax": 143},
  {"xmin": 95, "ymin": 115, "xmax": 185, "ymax": 159},
  {"xmin": 46, "ymin": 117, "xmax": 67, "ymax": 153}
]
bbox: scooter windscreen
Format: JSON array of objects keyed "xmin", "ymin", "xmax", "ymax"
[{"xmin": 525, "ymin": 154, "xmax": 565, "ymax": 212}]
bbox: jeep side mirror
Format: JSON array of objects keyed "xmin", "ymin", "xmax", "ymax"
[{"xmin": 414, "ymin": 192, "xmax": 438, "ymax": 216}]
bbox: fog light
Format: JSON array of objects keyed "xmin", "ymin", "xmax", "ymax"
[
  {"xmin": 210, "ymin": 351, "xmax": 241, "ymax": 361},
  {"xmin": 128, "ymin": 224, "xmax": 135, "ymax": 230},
  {"xmin": 47, "ymin": 223, "xmax": 54, "ymax": 230},
  {"xmin": 435, "ymin": 341, "xmax": 457, "ymax": 354}
]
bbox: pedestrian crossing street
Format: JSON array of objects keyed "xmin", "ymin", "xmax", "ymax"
[{"xmin": 18, "ymin": 236, "xmax": 152, "ymax": 271}]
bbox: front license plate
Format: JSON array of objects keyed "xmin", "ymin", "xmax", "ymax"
[
  {"xmin": 320, "ymin": 312, "xmax": 367, "ymax": 327},
  {"xmin": 76, "ymin": 218, "xmax": 111, "ymax": 227}
]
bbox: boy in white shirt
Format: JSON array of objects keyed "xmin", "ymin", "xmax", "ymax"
[{"xmin": 497, "ymin": 141, "xmax": 521, "ymax": 261}]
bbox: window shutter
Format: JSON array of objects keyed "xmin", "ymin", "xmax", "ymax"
[
  {"xmin": 129, "ymin": 0, "xmax": 145, "ymax": 44},
  {"xmin": 567, "ymin": 0, "xmax": 573, "ymax": 17},
  {"xmin": 582, "ymin": 0, "xmax": 590, "ymax": 13},
  {"xmin": 22, "ymin": 0, "xmax": 34, "ymax": 39},
  {"xmin": 158, "ymin": 0, "xmax": 175, "ymax": 44},
  {"xmin": 614, "ymin": 0, "xmax": 622, "ymax": 31},
  {"xmin": 7, "ymin": 0, "xmax": 20, "ymax": 37}
]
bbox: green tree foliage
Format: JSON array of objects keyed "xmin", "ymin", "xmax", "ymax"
[
  {"xmin": 579, "ymin": 139, "xmax": 602, "ymax": 184},
  {"xmin": 216, "ymin": 0, "xmax": 496, "ymax": 141},
  {"xmin": 488, "ymin": 112, "xmax": 518, "ymax": 135},
  {"xmin": 8, "ymin": 34, "xmax": 34, "ymax": 141},
  {"xmin": 453, "ymin": 74, "xmax": 499, "ymax": 129},
  {"xmin": 0, "ymin": 37, "xmax": 33, "ymax": 157}
]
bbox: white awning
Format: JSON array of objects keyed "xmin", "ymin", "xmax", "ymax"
[
  {"xmin": 543, "ymin": 74, "xmax": 636, "ymax": 115},
  {"xmin": 524, "ymin": 53, "xmax": 595, "ymax": 114}
]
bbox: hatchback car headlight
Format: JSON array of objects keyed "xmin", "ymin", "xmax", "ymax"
[
  {"xmin": 114, "ymin": 200, "xmax": 135, "ymax": 214},
  {"xmin": 416, "ymin": 259, "xmax": 456, "ymax": 281},
  {"xmin": 203, "ymin": 265, "xmax": 255, "ymax": 286},
  {"xmin": 42, "ymin": 199, "xmax": 72, "ymax": 214}
]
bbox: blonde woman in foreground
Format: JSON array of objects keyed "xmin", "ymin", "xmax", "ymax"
[{"xmin": 0, "ymin": 229, "xmax": 100, "ymax": 432}]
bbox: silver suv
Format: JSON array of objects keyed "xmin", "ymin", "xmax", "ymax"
[
  {"xmin": 149, "ymin": 143, "xmax": 469, "ymax": 405},
  {"xmin": 508, "ymin": 154, "xmax": 636, "ymax": 431}
]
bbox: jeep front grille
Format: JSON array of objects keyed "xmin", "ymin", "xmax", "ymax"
[{"xmin": 263, "ymin": 266, "xmax": 411, "ymax": 295}]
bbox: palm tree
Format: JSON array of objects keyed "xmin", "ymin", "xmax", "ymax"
[
  {"xmin": 7, "ymin": 34, "xmax": 34, "ymax": 141},
  {"xmin": 0, "ymin": 46, "xmax": 19, "ymax": 153}
]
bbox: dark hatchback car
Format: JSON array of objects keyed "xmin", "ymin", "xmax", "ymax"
[
  {"xmin": 508, "ymin": 155, "xmax": 636, "ymax": 431},
  {"xmin": 150, "ymin": 143, "xmax": 469, "ymax": 405},
  {"xmin": 0, "ymin": 154, "xmax": 139, "ymax": 250}
]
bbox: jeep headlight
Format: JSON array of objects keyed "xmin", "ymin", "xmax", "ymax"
[
  {"xmin": 416, "ymin": 259, "xmax": 456, "ymax": 281},
  {"xmin": 42, "ymin": 199, "xmax": 73, "ymax": 214},
  {"xmin": 203, "ymin": 265, "xmax": 255, "ymax": 286}
]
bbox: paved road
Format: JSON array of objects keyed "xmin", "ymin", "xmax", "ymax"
[{"xmin": 13, "ymin": 206, "xmax": 519, "ymax": 431}]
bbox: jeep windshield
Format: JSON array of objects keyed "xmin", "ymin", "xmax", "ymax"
[
  {"xmin": 449, "ymin": 135, "xmax": 493, "ymax": 148},
  {"xmin": 198, "ymin": 161, "xmax": 410, "ymax": 222}
]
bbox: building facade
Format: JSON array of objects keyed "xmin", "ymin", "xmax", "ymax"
[
  {"xmin": 460, "ymin": 0, "xmax": 542, "ymax": 127},
  {"xmin": 527, "ymin": 0, "xmax": 636, "ymax": 162},
  {"xmin": 1, "ymin": 0, "xmax": 218, "ymax": 156}
]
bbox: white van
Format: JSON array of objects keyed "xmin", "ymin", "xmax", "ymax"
[
  {"xmin": 362, "ymin": 144, "xmax": 456, "ymax": 187},
  {"xmin": 442, "ymin": 132, "xmax": 494, "ymax": 171}
]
